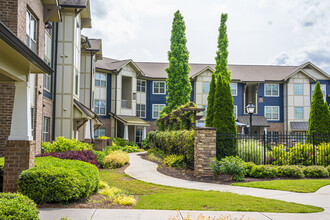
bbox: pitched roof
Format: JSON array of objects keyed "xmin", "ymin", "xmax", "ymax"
[
  {"xmin": 237, "ymin": 115, "xmax": 270, "ymax": 127},
  {"xmin": 290, "ymin": 122, "xmax": 308, "ymax": 131},
  {"xmin": 58, "ymin": 0, "xmax": 87, "ymax": 8},
  {"xmin": 96, "ymin": 57, "xmax": 329, "ymax": 82}
]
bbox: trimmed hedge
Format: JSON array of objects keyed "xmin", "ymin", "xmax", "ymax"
[
  {"xmin": 249, "ymin": 165, "xmax": 278, "ymax": 178},
  {"xmin": 302, "ymin": 166, "xmax": 329, "ymax": 178},
  {"xmin": 0, "ymin": 193, "xmax": 39, "ymax": 220},
  {"xmin": 148, "ymin": 130, "xmax": 194, "ymax": 166},
  {"xmin": 278, "ymin": 165, "xmax": 305, "ymax": 178},
  {"xmin": 18, "ymin": 157, "xmax": 99, "ymax": 204}
]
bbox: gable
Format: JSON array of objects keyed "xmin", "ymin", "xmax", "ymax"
[{"xmin": 303, "ymin": 67, "xmax": 329, "ymax": 80}]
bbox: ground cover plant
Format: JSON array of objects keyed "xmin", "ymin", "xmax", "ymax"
[
  {"xmin": 103, "ymin": 150, "xmax": 129, "ymax": 168},
  {"xmin": 99, "ymin": 168, "xmax": 323, "ymax": 213}
]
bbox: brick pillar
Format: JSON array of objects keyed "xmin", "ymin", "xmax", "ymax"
[
  {"xmin": 93, "ymin": 139, "xmax": 111, "ymax": 151},
  {"xmin": 3, "ymin": 140, "xmax": 35, "ymax": 192},
  {"xmin": 194, "ymin": 127, "xmax": 216, "ymax": 178}
]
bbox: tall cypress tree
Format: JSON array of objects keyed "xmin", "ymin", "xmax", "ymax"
[
  {"xmin": 163, "ymin": 10, "xmax": 191, "ymax": 115},
  {"xmin": 307, "ymin": 82, "xmax": 330, "ymax": 143},
  {"xmin": 205, "ymin": 73, "xmax": 216, "ymax": 127}
]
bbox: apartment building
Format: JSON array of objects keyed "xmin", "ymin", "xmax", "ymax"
[{"xmin": 94, "ymin": 58, "xmax": 330, "ymax": 143}]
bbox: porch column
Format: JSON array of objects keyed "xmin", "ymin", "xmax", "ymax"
[
  {"xmin": 143, "ymin": 127, "xmax": 147, "ymax": 140},
  {"xmin": 4, "ymin": 81, "xmax": 35, "ymax": 192},
  {"xmin": 124, "ymin": 125, "xmax": 129, "ymax": 140}
]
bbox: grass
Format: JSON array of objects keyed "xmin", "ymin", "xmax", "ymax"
[
  {"xmin": 99, "ymin": 170, "xmax": 323, "ymax": 213},
  {"xmin": 232, "ymin": 179, "xmax": 330, "ymax": 193}
]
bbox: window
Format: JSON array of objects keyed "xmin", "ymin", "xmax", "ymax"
[
  {"xmin": 152, "ymin": 104, "xmax": 165, "ymax": 119},
  {"xmin": 94, "ymin": 99, "xmax": 106, "ymax": 115},
  {"xmin": 203, "ymin": 105, "xmax": 207, "ymax": 118},
  {"xmin": 136, "ymin": 129, "xmax": 143, "ymax": 144},
  {"xmin": 136, "ymin": 104, "xmax": 146, "ymax": 118},
  {"xmin": 230, "ymin": 83, "xmax": 237, "ymax": 96},
  {"xmin": 44, "ymin": 24, "xmax": 52, "ymax": 66},
  {"xmin": 295, "ymin": 107, "xmax": 304, "ymax": 119},
  {"xmin": 311, "ymin": 84, "xmax": 326, "ymax": 99},
  {"xmin": 265, "ymin": 106, "xmax": 279, "ymax": 120},
  {"xmin": 95, "ymin": 73, "xmax": 106, "ymax": 87},
  {"xmin": 268, "ymin": 131, "xmax": 279, "ymax": 143},
  {"xmin": 203, "ymin": 82, "xmax": 210, "ymax": 93},
  {"xmin": 153, "ymin": 81, "xmax": 166, "ymax": 94},
  {"xmin": 43, "ymin": 117, "xmax": 50, "ymax": 142},
  {"xmin": 74, "ymin": 68, "xmax": 79, "ymax": 95},
  {"xmin": 234, "ymin": 105, "xmax": 237, "ymax": 120},
  {"xmin": 294, "ymin": 84, "xmax": 303, "ymax": 95},
  {"xmin": 31, "ymin": 107, "xmax": 34, "ymax": 138},
  {"xmin": 26, "ymin": 10, "xmax": 37, "ymax": 53},
  {"xmin": 264, "ymin": 84, "xmax": 279, "ymax": 96},
  {"xmin": 137, "ymin": 80, "xmax": 146, "ymax": 92},
  {"xmin": 94, "ymin": 128, "xmax": 105, "ymax": 138},
  {"xmin": 44, "ymin": 73, "xmax": 51, "ymax": 92}
]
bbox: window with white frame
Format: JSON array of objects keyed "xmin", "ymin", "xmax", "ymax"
[
  {"xmin": 294, "ymin": 84, "xmax": 303, "ymax": 95},
  {"xmin": 94, "ymin": 128, "xmax": 105, "ymax": 138},
  {"xmin": 44, "ymin": 73, "xmax": 51, "ymax": 92},
  {"xmin": 203, "ymin": 105, "xmax": 207, "ymax": 118},
  {"xmin": 203, "ymin": 82, "xmax": 210, "ymax": 93},
  {"xmin": 26, "ymin": 10, "xmax": 37, "ymax": 53},
  {"xmin": 136, "ymin": 104, "xmax": 146, "ymax": 118},
  {"xmin": 230, "ymin": 83, "xmax": 237, "ymax": 96},
  {"xmin": 95, "ymin": 73, "xmax": 107, "ymax": 87},
  {"xmin": 44, "ymin": 25, "xmax": 52, "ymax": 66},
  {"xmin": 153, "ymin": 81, "xmax": 166, "ymax": 94},
  {"xmin": 264, "ymin": 84, "xmax": 279, "ymax": 96},
  {"xmin": 265, "ymin": 106, "xmax": 279, "ymax": 120},
  {"xmin": 94, "ymin": 99, "xmax": 106, "ymax": 115},
  {"xmin": 152, "ymin": 104, "xmax": 165, "ymax": 119},
  {"xmin": 43, "ymin": 117, "xmax": 50, "ymax": 142},
  {"xmin": 311, "ymin": 84, "xmax": 326, "ymax": 99},
  {"xmin": 234, "ymin": 105, "xmax": 237, "ymax": 119},
  {"xmin": 137, "ymin": 80, "xmax": 146, "ymax": 92},
  {"xmin": 294, "ymin": 107, "xmax": 304, "ymax": 119},
  {"xmin": 136, "ymin": 129, "xmax": 143, "ymax": 144}
]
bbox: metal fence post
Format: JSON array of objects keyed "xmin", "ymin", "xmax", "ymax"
[
  {"xmin": 263, "ymin": 131, "xmax": 266, "ymax": 165},
  {"xmin": 312, "ymin": 131, "xmax": 316, "ymax": 165}
]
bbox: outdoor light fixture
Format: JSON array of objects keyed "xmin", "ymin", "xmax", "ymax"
[{"xmin": 246, "ymin": 101, "xmax": 255, "ymax": 135}]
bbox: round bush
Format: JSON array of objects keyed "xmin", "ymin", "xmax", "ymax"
[
  {"xmin": 302, "ymin": 166, "xmax": 329, "ymax": 178},
  {"xmin": 278, "ymin": 165, "xmax": 305, "ymax": 178},
  {"xmin": 104, "ymin": 151, "xmax": 129, "ymax": 168},
  {"xmin": 250, "ymin": 165, "xmax": 278, "ymax": 178},
  {"xmin": 243, "ymin": 162, "xmax": 256, "ymax": 177},
  {"xmin": 218, "ymin": 156, "xmax": 246, "ymax": 181},
  {"xmin": 0, "ymin": 193, "xmax": 39, "ymax": 220}
]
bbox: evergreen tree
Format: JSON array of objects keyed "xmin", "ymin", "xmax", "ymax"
[
  {"xmin": 212, "ymin": 74, "xmax": 237, "ymax": 159},
  {"xmin": 163, "ymin": 10, "xmax": 191, "ymax": 115},
  {"xmin": 205, "ymin": 73, "xmax": 216, "ymax": 127},
  {"xmin": 307, "ymin": 82, "xmax": 330, "ymax": 143}
]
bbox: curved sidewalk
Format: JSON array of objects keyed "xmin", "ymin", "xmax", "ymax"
[{"xmin": 125, "ymin": 152, "xmax": 330, "ymax": 218}]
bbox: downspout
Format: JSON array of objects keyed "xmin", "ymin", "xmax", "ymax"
[
  {"xmin": 115, "ymin": 73, "xmax": 117, "ymax": 137},
  {"xmin": 89, "ymin": 51, "xmax": 94, "ymax": 143},
  {"xmin": 52, "ymin": 22, "xmax": 59, "ymax": 141}
]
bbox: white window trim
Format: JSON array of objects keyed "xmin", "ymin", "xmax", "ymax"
[
  {"xmin": 95, "ymin": 72, "xmax": 107, "ymax": 87},
  {"xmin": 137, "ymin": 79, "xmax": 146, "ymax": 93},
  {"xmin": 264, "ymin": 106, "xmax": 280, "ymax": 121},
  {"xmin": 43, "ymin": 73, "xmax": 51, "ymax": 92},
  {"xmin": 264, "ymin": 83, "xmax": 280, "ymax": 97},
  {"xmin": 152, "ymin": 104, "xmax": 166, "ymax": 119},
  {"xmin": 203, "ymin": 82, "xmax": 210, "ymax": 94},
  {"xmin": 136, "ymin": 129, "xmax": 143, "ymax": 144},
  {"xmin": 294, "ymin": 84, "xmax": 304, "ymax": 96},
  {"xmin": 95, "ymin": 99, "xmax": 106, "ymax": 116},
  {"xmin": 230, "ymin": 83, "xmax": 238, "ymax": 96},
  {"xmin": 136, "ymin": 103, "xmax": 146, "ymax": 119},
  {"xmin": 94, "ymin": 128, "xmax": 105, "ymax": 138},
  {"xmin": 234, "ymin": 105, "xmax": 238, "ymax": 119},
  {"xmin": 294, "ymin": 107, "xmax": 304, "ymax": 120},
  {"xmin": 152, "ymin": 81, "xmax": 166, "ymax": 95}
]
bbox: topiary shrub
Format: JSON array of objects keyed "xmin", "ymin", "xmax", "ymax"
[
  {"xmin": 250, "ymin": 165, "xmax": 278, "ymax": 178},
  {"xmin": 0, "ymin": 193, "xmax": 39, "ymax": 220},
  {"xmin": 103, "ymin": 151, "xmax": 129, "ymax": 169},
  {"xmin": 164, "ymin": 155, "xmax": 185, "ymax": 167},
  {"xmin": 302, "ymin": 166, "xmax": 329, "ymax": 178},
  {"xmin": 42, "ymin": 136, "xmax": 93, "ymax": 153},
  {"xmin": 278, "ymin": 165, "xmax": 305, "ymax": 178},
  {"xmin": 18, "ymin": 157, "xmax": 99, "ymax": 204},
  {"xmin": 36, "ymin": 150, "xmax": 100, "ymax": 168},
  {"xmin": 211, "ymin": 156, "xmax": 246, "ymax": 181}
]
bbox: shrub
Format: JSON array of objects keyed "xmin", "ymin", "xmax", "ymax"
[
  {"xmin": 215, "ymin": 156, "xmax": 246, "ymax": 181},
  {"xmin": 37, "ymin": 150, "xmax": 100, "ymax": 168},
  {"xmin": 98, "ymin": 181, "xmax": 109, "ymax": 190},
  {"xmin": 289, "ymin": 143, "xmax": 314, "ymax": 166},
  {"xmin": 210, "ymin": 158, "xmax": 221, "ymax": 177},
  {"xmin": 164, "ymin": 155, "xmax": 185, "ymax": 167},
  {"xmin": 97, "ymin": 136, "xmax": 111, "ymax": 140},
  {"xmin": 250, "ymin": 165, "xmax": 278, "ymax": 178},
  {"xmin": 277, "ymin": 165, "xmax": 305, "ymax": 178},
  {"xmin": 238, "ymin": 139, "xmax": 266, "ymax": 165},
  {"xmin": 268, "ymin": 145, "xmax": 289, "ymax": 165},
  {"xmin": 99, "ymin": 187, "xmax": 125, "ymax": 199},
  {"xmin": 148, "ymin": 130, "xmax": 194, "ymax": 166},
  {"xmin": 18, "ymin": 157, "xmax": 99, "ymax": 204},
  {"xmin": 93, "ymin": 150, "xmax": 107, "ymax": 168},
  {"xmin": 141, "ymin": 136, "xmax": 150, "ymax": 150},
  {"xmin": 243, "ymin": 162, "xmax": 256, "ymax": 177},
  {"xmin": 42, "ymin": 137, "xmax": 93, "ymax": 153},
  {"xmin": 104, "ymin": 151, "xmax": 129, "ymax": 169},
  {"xmin": 0, "ymin": 193, "xmax": 39, "ymax": 220},
  {"xmin": 112, "ymin": 137, "xmax": 128, "ymax": 147},
  {"xmin": 113, "ymin": 195, "xmax": 137, "ymax": 206},
  {"xmin": 316, "ymin": 142, "xmax": 330, "ymax": 166},
  {"xmin": 327, "ymin": 165, "xmax": 330, "ymax": 173},
  {"xmin": 302, "ymin": 166, "xmax": 329, "ymax": 178}
]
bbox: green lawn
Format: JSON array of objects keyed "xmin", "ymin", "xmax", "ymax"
[
  {"xmin": 99, "ymin": 170, "xmax": 323, "ymax": 213},
  {"xmin": 232, "ymin": 179, "xmax": 330, "ymax": 193}
]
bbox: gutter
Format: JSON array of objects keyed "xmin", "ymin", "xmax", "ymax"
[
  {"xmin": 89, "ymin": 51, "xmax": 94, "ymax": 142},
  {"xmin": 52, "ymin": 22, "xmax": 59, "ymax": 141}
]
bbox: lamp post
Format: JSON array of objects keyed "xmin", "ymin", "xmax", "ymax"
[{"xmin": 246, "ymin": 102, "xmax": 256, "ymax": 135}]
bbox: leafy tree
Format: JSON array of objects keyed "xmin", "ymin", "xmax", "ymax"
[
  {"xmin": 162, "ymin": 10, "xmax": 191, "ymax": 115},
  {"xmin": 307, "ymin": 82, "xmax": 330, "ymax": 143},
  {"xmin": 212, "ymin": 74, "xmax": 237, "ymax": 159},
  {"xmin": 205, "ymin": 73, "xmax": 216, "ymax": 127}
]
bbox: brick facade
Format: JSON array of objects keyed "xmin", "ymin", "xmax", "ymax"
[
  {"xmin": 99, "ymin": 118, "xmax": 112, "ymax": 137},
  {"xmin": 268, "ymin": 123, "xmax": 284, "ymax": 132},
  {"xmin": 146, "ymin": 120, "xmax": 158, "ymax": 133}
]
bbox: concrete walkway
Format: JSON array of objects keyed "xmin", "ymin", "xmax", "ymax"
[{"xmin": 39, "ymin": 153, "xmax": 330, "ymax": 220}]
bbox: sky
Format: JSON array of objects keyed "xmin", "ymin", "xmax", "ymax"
[{"xmin": 83, "ymin": 0, "xmax": 330, "ymax": 74}]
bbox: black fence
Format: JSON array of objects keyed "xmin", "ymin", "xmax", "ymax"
[{"xmin": 216, "ymin": 131, "xmax": 330, "ymax": 166}]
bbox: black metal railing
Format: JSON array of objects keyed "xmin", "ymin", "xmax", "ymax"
[{"xmin": 216, "ymin": 131, "xmax": 330, "ymax": 166}]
